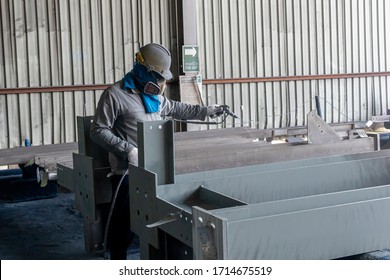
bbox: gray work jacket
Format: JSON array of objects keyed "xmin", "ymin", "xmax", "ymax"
[{"xmin": 90, "ymin": 80, "xmax": 207, "ymax": 173}]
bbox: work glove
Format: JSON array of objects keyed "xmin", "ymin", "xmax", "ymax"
[
  {"xmin": 128, "ymin": 147, "xmax": 138, "ymax": 166},
  {"xmin": 206, "ymin": 104, "xmax": 224, "ymax": 118}
]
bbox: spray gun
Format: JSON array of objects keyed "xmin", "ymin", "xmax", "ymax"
[
  {"xmin": 175, "ymin": 104, "xmax": 239, "ymax": 125},
  {"xmin": 217, "ymin": 105, "xmax": 239, "ymax": 119}
]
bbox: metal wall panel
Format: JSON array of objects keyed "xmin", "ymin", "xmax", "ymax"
[
  {"xmin": 1, "ymin": 0, "xmax": 389, "ymax": 149},
  {"xmin": 0, "ymin": 0, "xmax": 174, "ymax": 149},
  {"xmin": 198, "ymin": 0, "xmax": 390, "ymax": 129}
]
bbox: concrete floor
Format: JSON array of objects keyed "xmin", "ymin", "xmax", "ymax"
[{"xmin": 0, "ymin": 190, "xmax": 139, "ymax": 260}]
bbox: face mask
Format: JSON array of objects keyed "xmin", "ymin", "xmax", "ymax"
[
  {"xmin": 144, "ymin": 81, "xmax": 161, "ymax": 95},
  {"xmin": 143, "ymin": 79, "xmax": 166, "ymax": 95}
]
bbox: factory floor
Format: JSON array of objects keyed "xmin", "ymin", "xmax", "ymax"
[
  {"xmin": 0, "ymin": 189, "xmax": 139, "ymax": 260},
  {"xmin": 1, "ymin": 187, "xmax": 390, "ymax": 261}
]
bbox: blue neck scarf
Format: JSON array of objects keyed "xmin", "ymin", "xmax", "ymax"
[{"xmin": 123, "ymin": 63, "xmax": 161, "ymax": 113}]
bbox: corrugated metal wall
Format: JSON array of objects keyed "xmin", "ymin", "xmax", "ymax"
[
  {"xmin": 0, "ymin": 0, "xmax": 175, "ymax": 149},
  {"xmin": 198, "ymin": 0, "xmax": 390, "ymax": 129},
  {"xmin": 1, "ymin": 0, "xmax": 390, "ymax": 149}
]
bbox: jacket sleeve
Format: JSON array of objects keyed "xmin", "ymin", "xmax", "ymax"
[
  {"xmin": 90, "ymin": 90, "xmax": 134, "ymax": 160},
  {"xmin": 159, "ymin": 97, "xmax": 208, "ymax": 120}
]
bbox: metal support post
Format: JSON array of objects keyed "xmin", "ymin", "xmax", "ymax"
[
  {"xmin": 130, "ymin": 120, "xmax": 175, "ymax": 259},
  {"xmin": 137, "ymin": 120, "xmax": 175, "ymax": 185}
]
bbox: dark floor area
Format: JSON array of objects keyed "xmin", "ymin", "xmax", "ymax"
[
  {"xmin": 0, "ymin": 190, "xmax": 139, "ymax": 260},
  {"xmin": 0, "ymin": 191, "xmax": 99, "ymax": 260}
]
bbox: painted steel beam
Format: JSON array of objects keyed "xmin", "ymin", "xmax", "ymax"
[
  {"xmin": 130, "ymin": 119, "xmax": 390, "ymax": 260},
  {"xmin": 193, "ymin": 197, "xmax": 390, "ymax": 259},
  {"xmin": 57, "ymin": 161, "xmax": 75, "ymax": 191},
  {"xmin": 175, "ymin": 137, "xmax": 374, "ymax": 174},
  {"xmin": 0, "ymin": 142, "xmax": 77, "ymax": 166}
]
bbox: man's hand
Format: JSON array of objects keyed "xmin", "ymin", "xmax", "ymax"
[
  {"xmin": 128, "ymin": 148, "xmax": 138, "ymax": 166},
  {"xmin": 206, "ymin": 104, "xmax": 224, "ymax": 118}
]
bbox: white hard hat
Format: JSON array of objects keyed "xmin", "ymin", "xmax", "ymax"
[{"xmin": 137, "ymin": 43, "xmax": 173, "ymax": 80}]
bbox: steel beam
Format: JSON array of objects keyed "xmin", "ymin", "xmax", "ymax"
[
  {"xmin": 193, "ymin": 197, "xmax": 390, "ymax": 259},
  {"xmin": 152, "ymin": 154, "xmax": 390, "ymax": 259},
  {"xmin": 57, "ymin": 161, "xmax": 74, "ymax": 191},
  {"xmin": 174, "ymin": 137, "xmax": 374, "ymax": 174},
  {"xmin": 130, "ymin": 117, "xmax": 390, "ymax": 260},
  {"xmin": 0, "ymin": 142, "xmax": 77, "ymax": 166}
]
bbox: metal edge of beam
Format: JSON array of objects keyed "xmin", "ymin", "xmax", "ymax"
[{"xmin": 211, "ymin": 184, "xmax": 390, "ymax": 221}]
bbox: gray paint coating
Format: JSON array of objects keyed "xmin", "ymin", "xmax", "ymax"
[{"xmin": 131, "ymin": 120, "xmax": 390, "ymax": 260}]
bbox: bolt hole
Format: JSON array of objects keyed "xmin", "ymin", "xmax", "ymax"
[
  {"xmin": 145, "ymin": 214, "xmax": 149, "ymax": 221},
  {"xmin": 137, "ymin": 210, "xmax": 140, "ymax": 216}
]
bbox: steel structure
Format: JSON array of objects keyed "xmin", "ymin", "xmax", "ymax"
[
  {"xmin": 128, "ymin": 115, "xmax": 390, "ymax": 260},
  {"xmin": 57, "ymin": 112, "xmax": 390, "ymax": 258}
]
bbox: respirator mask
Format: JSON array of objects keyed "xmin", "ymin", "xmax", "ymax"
[
  {"xmin": 143, "ymin": 72, "xmax": 166, "ymax": 95},
  {"xmin": 135, "ymin": 51, "xmax": 168, "ymax": 95}
]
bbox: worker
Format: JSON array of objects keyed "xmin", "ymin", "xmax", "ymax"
[{"xmin": 90, "ymin": 42, "xmax": 226, "ymax": 259}]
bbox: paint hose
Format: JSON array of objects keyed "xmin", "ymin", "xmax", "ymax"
[{"xmin": 103, "ymin": 169, "xmax": 129, "ymax": 260}]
